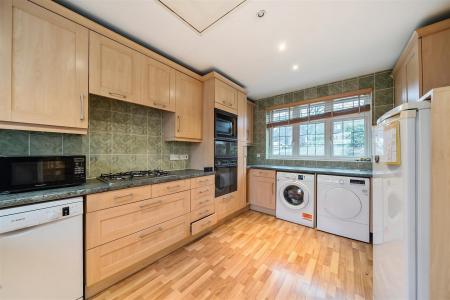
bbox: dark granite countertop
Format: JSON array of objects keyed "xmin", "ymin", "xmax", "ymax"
[
  {"xmin": 247, "ymin": 164, "xmax": 372, "ymax": 178},
  {"xmin": 0, "ymin": 169, "xmax": 215, "ymax": 210}
]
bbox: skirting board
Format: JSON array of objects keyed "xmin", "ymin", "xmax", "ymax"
[{"xmin": 250, "ymin": 204, "xmax": 275, "ymax": 216}]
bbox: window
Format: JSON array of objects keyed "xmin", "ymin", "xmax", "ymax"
[
  {"xmin": 299, "ymin": 122, "xmax": 325, "ymax": 156},
  {"xmin": 266, "ymin": 89, "xmax": 372, "ymax": 160},
  {"xmin": 332, "ymin": 118, "xmax": 366, "ymax": 157}
]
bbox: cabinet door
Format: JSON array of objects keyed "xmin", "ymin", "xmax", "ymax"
[
  {"xmin": 89, "ymin": 31, "xmax": 142, "ymax": 103},
  {"xmin": 237, "ymin": 143, "xmax": 247, "ymax": 210},
  {"xmin": 246, "ymin": 101, "xmax": 255, "ymax": 144},
  {"xmin": 405, "ymin": 40, "xmax": 420, "ymax": 102},
  {"xmin": 237, "ymin": 92, "xmax": 247, "ymax": 142},
  {"xmin": 422, "ymin": 28, "xmax": 450, "ymax": 95},
  {"xmin": 175, "ymin": 71, "xmax": 202, "ymax": 140},
  {"xmin": 248, "ymin": 172, "xmax": 275, "ymax": 210},
  {"xmin": 142, "ymin": 57, "xmax": 175, "ymax": 112},
  {"xmin": 3, "ymin": 0, "xmax": 88, "ymax": 129},
  {"xmin": 394, "ymin": 68, "xmax": 406, "ymax": 107},
  {"xmin": 215, "ymin": 79, "xmax": 237, "ymax": 110}
]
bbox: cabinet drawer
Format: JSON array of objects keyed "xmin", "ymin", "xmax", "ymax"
[
  {"xmin": 86, "ymin": 185, "xmax": 152, "ymax": 212},
  {"xmin": 191, "ymin": 186, "xmax": 214, "ymax": 211},
  {"xmin": 190, "ymin": 203, "xmax": 215, "ymax": 223},
  {"xmin": 216, "ymin": 192, "xmax": 238, "ymax": 220},
  {"xmin": 250, "ymin": 169, "xmax": 276, "ymax": 179},
  {"xmin": 152, "ymin": 179, "xmax": 190, "ymax": 198},
  {"xmin": 86, "ymin": 214, "xmax": 190, "ymax": 286},
  {"xmin": 190, "ymin": 175, "xmax": 214, "ymax": 189},
  {"xmin": 191, "ymin": 213, "xmax": 217, "ymax": 235},
  {"xmin": 86, "ymin": 191, "xmax": 190, "ymax": 249}
]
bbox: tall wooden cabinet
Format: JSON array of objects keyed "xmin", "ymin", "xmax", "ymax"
[
  {"xmin": 394, "ymin": 18, "xmax": 450, "ymax": 106},
  {"xmin": 246, "ymin": 100, "xmax": 255, "ymax": 145},
  {"xmin": 0, "ymin": 0, "xmax": 88, "ymax": 134},
  {"xmin": 163, "ymin": 71, "xmax": 202, "ymax": 142},
  {"xmin": 89, "ymin": 31, "xmax": 142, "ymax": 104}
]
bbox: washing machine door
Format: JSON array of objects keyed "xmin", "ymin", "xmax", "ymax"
[
  {"xmin": 323, "ymin": 187, "xmax": 362, "ymax": 220},
  {"xmin": 280, "ymin": 182, "xmax": 309, "ymax": 210}
]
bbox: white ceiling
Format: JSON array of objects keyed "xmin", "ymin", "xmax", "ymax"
[{"xmin": 59, "ymin": 0, "xmax": 450, "ymax": 99}]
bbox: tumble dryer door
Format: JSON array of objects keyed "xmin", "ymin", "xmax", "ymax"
[
  {"xmin": 323, "ymin": 187, "xmax": 362, "ymax": 220},
  {"xmin": 279, "ymin": 182, "xmax": 309, "ymax": 210}
]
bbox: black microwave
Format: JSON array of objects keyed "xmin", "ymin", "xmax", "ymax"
[
  {"xmin": 0, "ymin": 156, "xmax": 86, "ymax": 194},
  {"xmin": 215, "ymin": 109, "xmax": 237, "ymax": 140}
]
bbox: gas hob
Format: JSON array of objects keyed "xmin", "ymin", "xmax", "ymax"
[{"xmin": 97, "ymin": 169, "xmax": 170, "ymax": 184}]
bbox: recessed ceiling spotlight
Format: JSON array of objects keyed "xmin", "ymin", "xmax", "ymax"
[
  {"xmin": 292, "ymin": 64, "xmax": 299, "ymax": 71},
  {"xmin": 278, "ymin": 42, "xmax": 286, "ymax": 52},
  {"xmin": 257, "ymin": 10, "xmax": 266, "ymax": 18}
]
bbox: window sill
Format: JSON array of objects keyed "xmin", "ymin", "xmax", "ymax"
[{"xmin": 266, "ymin": 156, "xmax": 372, "ymax": 163}]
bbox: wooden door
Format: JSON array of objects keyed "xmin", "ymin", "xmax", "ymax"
[
  {"xmin": 248, "ymin": 170, "xmax": 276, "ymax": 210},
  {"xmin": 237, "ymin": 91, "xmax": 247, "ymax": 142},
  {"xmin": 175, "ymin": 71, "xmax": 202, "ymax": 140},
  {"xmin": 422, "ymin": 28, "xmax": 450, "ymax": 95},
  {"xmin": 3, "ymin": 0, "xmax": 88, "ymax": 130},
  {"xmin": 89, "ymin": 31, "xmax": 142, "ymax": 103},
  {"xmin": 404, "ymin": 40, "xmax": 420, "ymax": 102},
  {"xmin": 215, "ymin": 79, "xmax": 237, "ymax": 110},
  {"xmin": 246, "ymin": 101, "xmax": 255, "ymax": 144},
  {"xmin": 142, "ymin": 57, "xmax": 175, "ymax": 112}
]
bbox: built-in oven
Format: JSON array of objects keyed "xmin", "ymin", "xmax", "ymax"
[
  {"xmin": 215, "ymin": 140, "xmax": 238, "ymax": 158},
  {"xmin": 215, "ymin": 159, "xmax": 237, "ymax": 197},
  {"xmin": 215, "ymin": 109, "xmax": 237, "ymax": 140},
  {"xmin": 0, "ymin": 156, "xmax": 86, "ymax": 194}
]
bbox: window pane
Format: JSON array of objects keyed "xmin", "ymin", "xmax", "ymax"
[
  {"xmin": 270, "ymin": 125, "xmax": 293, "ymax": 157},
  {"xmin": 300, "ymin": 124, "xmax": 308, "ymax": 136},
  {"xmin": 332, "ymin": 118, "xmax": 366, "ymax": 157},
  {"xmin": 316, "ymin": 123, "xmax": 325, "ymax": 134}
]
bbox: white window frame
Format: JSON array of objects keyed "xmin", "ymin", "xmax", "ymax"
[{"xmin": 266, "ymin": 112, "xmax": 372, "ymax": 161}]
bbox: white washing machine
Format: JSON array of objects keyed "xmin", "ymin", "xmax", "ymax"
[
  {"xmin": 317, "ymin": 174, "xmax": 370, "ymax": 242},
  {"xmin": 276, "ymin": 172, "xmax": 315, "ymax": 228}
]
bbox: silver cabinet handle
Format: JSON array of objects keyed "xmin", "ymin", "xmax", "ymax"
[
  {"xmin": 153, "ymin": 102, "xmax": 167, "ymax": 108},
  {"xmin": 80, "ymin": 94, "xmax": 85, "ymax": 120},
  {"xmin": 109, "ymin": 92, "xmax": 127, "ymax": 99},
  {"xmin": 139, "ymin": 200, "xmax": 162, "ymax": 210},
  {"xmin": 139, "ymin": 227, "xmax": 163, "ymax": 239},
  {"xmin": 177, "ymin": 116, "xmax": 181, "ymax": 132}
]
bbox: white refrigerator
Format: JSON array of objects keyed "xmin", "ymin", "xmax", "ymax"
[{"xmin": 372, "ymin": 101, "xmax": 431, "ymax": 300}]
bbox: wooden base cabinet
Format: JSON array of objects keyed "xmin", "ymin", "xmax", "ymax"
[
  {"xmin": 85, "ymin": 175, "xmax": 215, "ymax": 296},
  {"xmin": 0, "ymin": 0, "xmax": 88, "ymax": 134},
  {"xmin": 248, "ymin": 169, "xmax": 276, "ymax": 215},
  {"xmin": 86, "ymin": 215, "xmax": 190, "ymax": 286}
]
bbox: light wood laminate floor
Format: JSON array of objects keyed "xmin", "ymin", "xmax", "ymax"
[{"xmin": 92, "ymin": 211, "xmax": 372, "ymax": 300}]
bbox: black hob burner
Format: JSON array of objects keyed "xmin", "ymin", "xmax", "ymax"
[{"xmin": 98, "ymin": 169, "xmax": 170, "ymax": 183}]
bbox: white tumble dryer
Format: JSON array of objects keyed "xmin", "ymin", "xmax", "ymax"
[
  {"xmin": 317, "ymin": 174, "xmax": 370, "ymax": 242},
  {"xmin": 276, "ymin": 172, "xmax": 315, "ymax": 228}
]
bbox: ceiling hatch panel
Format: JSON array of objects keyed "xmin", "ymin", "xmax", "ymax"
[{"xmin": 159, "ymin": 0, "xmax": 246, "ymax": 33}]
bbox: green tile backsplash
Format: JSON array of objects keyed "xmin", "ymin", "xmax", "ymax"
[
  {"xmin": 0, "ymin": 95, "xmax": 192, "ymax": 178},
  {"xmin": 248, "ymin": 70, "xmax": 395, "ymax": 170}
]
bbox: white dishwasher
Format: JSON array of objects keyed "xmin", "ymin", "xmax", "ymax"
[{"xmin": 0, "ymin": 197, "xmax": 83, "ymax": 300}]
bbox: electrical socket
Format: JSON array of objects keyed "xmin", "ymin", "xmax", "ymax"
[
  {"xmin": 179, "ymin": 154, "xmax": 189, "ymax": 160},
  {"xmin": 169, "ymin": 154, "xmax": 180, "ymax": 161},
  {"xmin": 256, "ymin": 153, "xmax": 261, "ymax": 158}
]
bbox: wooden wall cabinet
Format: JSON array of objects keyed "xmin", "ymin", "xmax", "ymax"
[
  {"xmin": 0, "ymin": 0, "xmax": 88, "ymax": 134},
  {"xmin": 141, "ymin": 56, "xmax": 176, "ymax": 112},
  {"xmin": 163, "ymin": 71, "xmax": 203, "ymax": 142},
  {"xmin": 248, "ymin": 169, "xmax": 276, "ymax": 215},
  {"xmin": 394, "ymin": 19, "xmax": 450, "ymax": 106},
  {"xmin": 215, "ymin": 79, "xmax": 238, "ymax": 113},
  {"xmin": 89, "ymin": 31, "xmax": 142, "ymax": 104}
]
